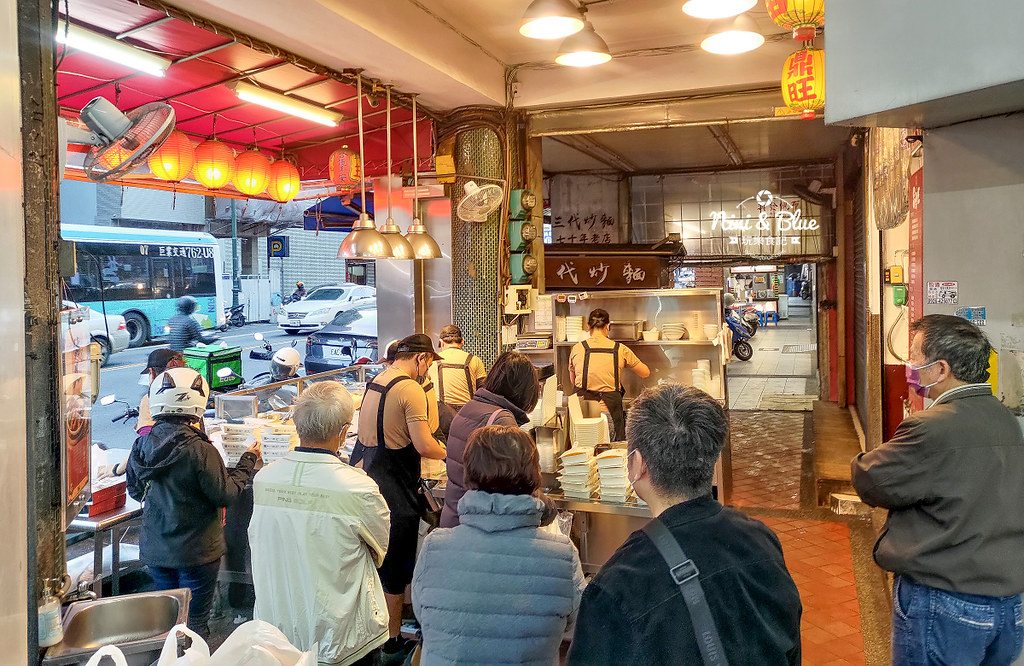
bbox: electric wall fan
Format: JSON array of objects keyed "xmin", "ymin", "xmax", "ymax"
[
  {"xmin": 792, "ymin": 179, "xmax": 836, "ymax": 208},
  {"xmin": 64, "ymin": 96, "xmax": 175, "ymax": 182},
  {"xmin": 456, "ymin": 180, "xmax": 505, "ymax": 223}
]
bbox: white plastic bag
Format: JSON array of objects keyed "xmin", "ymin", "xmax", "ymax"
[
  {"xmin": 209, "ymin": 620, "xmax": 316, "ymax": 666},
  {"xmin": 84, "ymin": 645, "xmax": 129, "ymax": 666},
  {"xmin": 157, "ymin": 623, "xmax": 211, "ymax": 666}
]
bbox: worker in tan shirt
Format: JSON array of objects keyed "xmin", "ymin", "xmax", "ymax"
[
  {"xmin": 569, "ymin": 309, "xmax": 650, "ymax": 441},
  {"xmin": 429, "ymin": 325, "xmax": 487, "ymax": 409}
]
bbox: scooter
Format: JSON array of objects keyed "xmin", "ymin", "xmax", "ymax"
[
  {"xmin": 222, "ymin": 304, "xmax": 246, "ymax": 330},
  {"xmin": 100, "ymin": 394, "xmax": 139, "ymax": 424},
  {"xmin": 725, "ymin": 312, "xmax": 755, "ymax": 361}
]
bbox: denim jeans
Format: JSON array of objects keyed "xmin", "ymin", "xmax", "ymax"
[
  {"xmin": 149, "ymin": 560, "xmax": 222, "ymax": 639},
  {"xmin": 893, "ymin": 574, "xmax": 1024, "ymax": 666}
]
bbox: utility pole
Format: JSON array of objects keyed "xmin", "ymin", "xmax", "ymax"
[{"xmin": 231, "ymin": 199, "xmax": 240, "ymax": 307}]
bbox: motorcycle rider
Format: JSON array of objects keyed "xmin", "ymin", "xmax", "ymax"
[
  {"xmin": 167, "ymin": 296, "xmax": 218, "ymax": 352},
  {"xmin": 291, "ymin": 281, "xmax": 306, "ymax": 302}
]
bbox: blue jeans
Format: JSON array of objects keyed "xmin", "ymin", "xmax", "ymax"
[
  {"xmin": 149, "ymin": 560, "xmax": 221, "ymax": 639},
  {"xmin": 893, "ymin": 575, "xmax": 1024, "ymax": 665}
]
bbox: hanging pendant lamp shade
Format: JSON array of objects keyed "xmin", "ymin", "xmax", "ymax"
[
  {"xmin": 193, "ymin": 139, "xmax": 235, "ymax": 189},
  {"xmin": 267, "ymin": 160, "xmax": 301, "ymax": 202},
  {"xmin": 337, "ymin": 72, "xmax": 391, "ymax": 259},
  {"xmin": 233, "ymin": 150, "xmax": 271, "ymax": 196},
  {"xmin": 379, "ymin": 217, "xmax": 415, "ymax": 259},
  {"xmin": 148, "ymin": 130, "xmax": 195, "ymax": 181},
  {"xmin": 404, "ymin": 95, "xmax": 441, "ymax": 259},
  {"xmin": 555, "ymin": 21, "xmax": 612, "ymax": 67},
  {"xmin": 520, "ymin": 0, "xmax": 584, "ymax": 39}
]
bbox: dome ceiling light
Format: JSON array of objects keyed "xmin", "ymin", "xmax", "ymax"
[
  {"xmin": 682, "ymin": 0, "xmax": 757, "ymax": 20},
  {"xmin": 555, "ymin": 20, "xmax": 612, "ymax": 67},
  {"xmin": 520, "ymin": 0, "xmax": 585, "ymax": 40},
  {"xmin": 700, "ymin": 14, "xmax": 765, "ymax": 55}
]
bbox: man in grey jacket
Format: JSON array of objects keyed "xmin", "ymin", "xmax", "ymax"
[{"xmin": 853, "ymin": 314, "xmax": 1024, "ymax": 665}]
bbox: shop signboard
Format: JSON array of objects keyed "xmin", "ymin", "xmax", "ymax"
[
  {"xmin": 61, "ymin": 306, "xmax": 92, "ymax": 527},
  {"xmin": 549, "ymin": 174, "xmax": 621, "ymax": 245},
  {"xmin": 544, "ymin": 256, "xmax": 662, "ymax": 290}
]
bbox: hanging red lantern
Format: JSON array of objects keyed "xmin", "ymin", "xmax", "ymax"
[
  {"xmin": 328, "ymin": 146, "xmax": 361, "ymax": 188},
  {"xmin": 267, "ymin": 160, "xmax": 301, "ymax": 203},
  {"xmin": 781, "ymin": 46, "xmax": 825, "ymax": 119},
  {"xmin": 233, "ymin": 150, "xmax": 271, "ymax": 196},
  {"xmin": 766, "ymin": 0, "xmax": 824, "ymax": 40},
  {"xmin": 147, "ymin": 130, "xmax": 195, "ymax": 182},
  {"xmin": 193, "ymin": 139, "xmax": 235, "ymax": 189}
]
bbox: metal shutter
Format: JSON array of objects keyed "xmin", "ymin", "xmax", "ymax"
[{"xmin": 852, "ymin": 174, "xmax": 868, "ymax": 434}]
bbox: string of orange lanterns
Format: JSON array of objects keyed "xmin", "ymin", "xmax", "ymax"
[{"xmin": 767, "ymin": 0, "xmax": 825, "ymax": 119}]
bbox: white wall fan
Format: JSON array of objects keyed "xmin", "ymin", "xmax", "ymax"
[
  {"xmin": 792, "ymin": 179, "xmax": 837, "ymax": 209},
  {"xmin": 456, "ymin": 178, "xmax": 506, "ymax": 223},
  {"xmin": 61, "ymin": 96, "xmax": 175, "ymax": 182}
]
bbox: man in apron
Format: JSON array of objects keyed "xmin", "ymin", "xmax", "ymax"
[
  {"xmin": 353, "ymin": 334, "xmax": 448, "ymax": 663},
  {"xmin": 569, "ymin": 309, "xmax": 651, "ymax": 442},
  {"xmin": 429, "ymin": 325, "xmax": 487, "ymax": 410}
]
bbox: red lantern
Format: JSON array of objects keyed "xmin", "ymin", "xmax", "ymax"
[
  {"xmin": 328, "ymin": 146, "xmax": 361, "ymax": 188},
  {"xmin": 781, "ymin": 46, "xmax": 825, "ymax": 119},
  {"xmin": 148, "ymin": 130, "xmax": 195, "ymax": 182},
  {"xmin": 766, "ymin": 0, "xmax": 824, "ymax": 40},
  {"xmin": 233, "ymin": 150, "xmax": 271, "ymax": 196},
  {"xmin": 193, "ymin": 140, "xmax": 235, "ymax": 189},
  {"xmin": 267, "ymin": 160, "xmax": 301, "ymax": 203}
]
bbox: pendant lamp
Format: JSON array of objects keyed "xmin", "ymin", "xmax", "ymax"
[
  {"xmin": 267, "ymin": 159, "xmax": 301, "ymax": 202},
  {"xmin": 338, "ymin": 73, "xmax": 393, "ymax": 259},
  {"xmin": 148, "ymin": 130, "xmax": 195, "ymax": 182},
  {"xmin": 377, "ymin": 86, "xmax": 415, "ymax": 260},
  {"xmin": 233, "ymin": 149, "xmax": 271, "ymax": 196},
  {"xmin": 404, "ymin": 95, "xmax": 442, "ymax": 260},
  {"xmin": 193, "ymin": 139, "xmax": 235, "ymax": 189}
]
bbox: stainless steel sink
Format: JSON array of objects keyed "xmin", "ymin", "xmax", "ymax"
[{"xmin": 43, "ymin": 589, "xmax": 190, "ymax": 666}]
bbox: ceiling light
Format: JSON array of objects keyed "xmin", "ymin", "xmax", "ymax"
[
  {"xmin": 378, "ymin": 87, "xmax": 415, "ymax": 260},
  {"xmin": 682, "ymin": 0, "xmax": 756, "ymax": 20},
  {"xmin": 229, "ymin": 82, "xmax": 342, "ymax": 127},
  {"xmin": 555, "ymin": 21, "xmax": 612, "ymax": 67},
  {"xmin": 520, "ymin": 0, "xmax": 585, "ymax": 40},
  {"xmin": 700, "ymin": 15, "xmax": 765, "ymax": 55},
  {"xmin": 404, "ymin": 95, "xmax": 442, "ymax": 259},
  {"xmin": 56, "ymin": 23, "xmax": 171, "ymax": 77}
]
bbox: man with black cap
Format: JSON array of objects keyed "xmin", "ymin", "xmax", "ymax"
[{"xmin": 355, "ymin": 333, "xmax": 447, "ymax": 663}]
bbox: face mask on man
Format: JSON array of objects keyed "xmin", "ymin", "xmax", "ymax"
[{"xmin": 905, "ymin": 360, "xmax": 940, "ymax": 397}]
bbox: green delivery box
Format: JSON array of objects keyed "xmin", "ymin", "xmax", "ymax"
[{"xmin": 184, "ymin": 345, "xmax": 243, "ymax": 390}]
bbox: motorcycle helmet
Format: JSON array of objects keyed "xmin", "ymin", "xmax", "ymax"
[
  {"xmin": 176, "ymin": 295, "xmax": 198, "ymax": 315},
  {"xmin": 296, "ymin": 282, "xmax": 303, "ymax": 288},
  {"xmin": 149, "ymin": 367, "xmax": 208, "ymax": 418},
  {"xmin": 723, "ymin": 293, "xmax": 736, "ymax": 308},
  {"xmin": 271, "ymin": 346, "xmax": 302, "ymax": 381}
]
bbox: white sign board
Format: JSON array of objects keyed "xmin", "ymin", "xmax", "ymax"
[{"xmin": 927, "ymin": 281, "xmax": 958, "ymax": 305}]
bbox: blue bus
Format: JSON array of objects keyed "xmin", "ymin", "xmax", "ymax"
[{"xmin": 61, "ymin": 224, "xmax": 227, "ymax": 347}]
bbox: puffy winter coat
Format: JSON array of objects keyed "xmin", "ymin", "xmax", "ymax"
[
  {"xmin": 441, "ymin": 388, "xmax": 529, "ymax": 528},
  {"xmin": 412, "ymin": 491, "xmax": 586, "ymax": 666}
]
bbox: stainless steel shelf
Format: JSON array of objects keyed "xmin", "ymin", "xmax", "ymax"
[{"xmin": 553, "ymin": 340, "xmax": 718, "ymax": 347}]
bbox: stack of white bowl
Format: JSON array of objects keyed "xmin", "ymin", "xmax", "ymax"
[
  {"xmin": 565, "ymin": 316, "xmax": 585, "ymax": 342},
  {"xmin": 691, "ymin": 360, "xmax": 714, "ymax": 394},
  {"xmin": 662, "ymin": 323, "xmax": 688, "ymax": 341},
  {"xmin": 595, "ymin": 449, "xmax": 634, "ymax": 503},
  {"xmin": 261, "ymin": 424, "xmax": 299, "ymax": 463},
  {"xmin": 559, "ymin": 448, "xmax": 598, "ymax": 500},
  {"xmin": 220, "ymin": 422, "xmax": 260, "ymax": 466}
]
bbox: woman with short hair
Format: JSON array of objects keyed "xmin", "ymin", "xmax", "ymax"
[
  {"xmin": 413, "ymin": 425, "xmax": 585, "ymax": 666},
  {"xmin": 440, "ymin": 350, "xmax": 540, "ymax": 528}
]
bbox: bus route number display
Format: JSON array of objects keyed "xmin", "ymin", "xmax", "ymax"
[{"xmin": 141, "ymin": 244, "xmax": 216, "ymax": 259}]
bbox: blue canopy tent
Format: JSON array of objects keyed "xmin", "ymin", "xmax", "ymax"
[{"xmin": 302, "ymin": 194, "xmax": 375, "ymax": 232}]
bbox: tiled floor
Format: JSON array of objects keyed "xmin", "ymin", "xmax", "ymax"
[
  {"xmin": 728, "ymin": 314, "xmax": 819, "ymax": 410},
  {"xmin": 729, "ymin": 411, "xmax": 805, "ymax": 510}
]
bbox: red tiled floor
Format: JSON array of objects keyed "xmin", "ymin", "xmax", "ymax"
[
  {"xmin": 760, "ymin": 517, "xmax": 866, "ymax": 665},
  {"xmin": 728, "ymin": 412, "xmax": 805, "ymax": 509}
]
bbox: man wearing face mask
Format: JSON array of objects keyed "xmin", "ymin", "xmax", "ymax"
[
  {"xmin": 852, "ymin": 315, "xmax": 1024, "ymax": 666},
  {"xmin": 355, "ymin": 333, "xmax": 447, "ymax": 664}
]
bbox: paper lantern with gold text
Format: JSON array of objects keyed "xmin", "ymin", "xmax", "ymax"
[
  {"xmin": 193, "ymin": 139, "xmax": 235, "ymax": 189},
  {"xmin": 328, "ymin": 146, "xmax": 361, "ymax": 188},
  {"xmin": 233, "ymin": 150, "xmax": 271, "ymax": 196},
  {"xmin": 766, "ymin": 0, "xmax": 824, "ymax": 40},
  {"xmin": 781, "ymin": 46, "xmax": 824, "ymax": 119},
  {"xmin": 147, "ymin": 130, "xmax": 195, "ymax": 182},
  {"xmin": 267, "ymin": 160, "xmax": 301, "ymax": 203}
]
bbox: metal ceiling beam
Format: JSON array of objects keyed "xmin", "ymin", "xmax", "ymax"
[
  {"xmin": 549, "ymin": 134, "xmax": 637, "ymax": 172},
  {"xmin": 115, "ymin": 16, "xmax": 174, "ymax": 40},
  {"xmin": 707, "ymin": 124, "xmax": 744, "ymax": 166}
]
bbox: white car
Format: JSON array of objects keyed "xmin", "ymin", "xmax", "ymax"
[
  {"xmin": 279, "ymin": 284, "xmax": 376, "ymax": 334},
  {"xmin": 63, "ymin": 301, "xmax": 130, "ymax": 366}
]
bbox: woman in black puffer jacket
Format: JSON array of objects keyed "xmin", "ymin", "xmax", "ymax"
[{"xmin": 440, "ymin": 351, "xmax": 540, "ymax": 528}]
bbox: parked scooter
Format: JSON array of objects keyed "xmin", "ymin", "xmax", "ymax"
[
  {"xmin": 221, "ymin": 304, "xmax": 246, "ymax": 330},
  {"xmin": 725, "ymin": 312, "xmax": 755, "ymax": 361},
  {"xmin": 729, "ymin": 305, "xmax": 760, "ymax": 337},
  {"xmin": 99, "ymin": 394, "xmax": 140, "ymax": 424}
]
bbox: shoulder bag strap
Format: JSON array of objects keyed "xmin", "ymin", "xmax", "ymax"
[
  {"xmin": 485, "ymin": 407, "xmax": 509, "ymax": 426},
  {"xmin": 643, "ymin": 519, "xmax": 730, "ymax": 666}
]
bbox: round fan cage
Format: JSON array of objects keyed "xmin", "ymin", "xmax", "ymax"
[
  {"xmin": 456, "ymin": 180, "xmax": 505, "ymax": 223},
  {"xmin": 84, "ymin": 102, "xmax": 175, "ymax": 182}
]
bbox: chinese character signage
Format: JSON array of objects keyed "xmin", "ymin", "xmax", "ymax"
[
  {"xmin": 549, "ymin": 174, "xmax": 621, "ymax": 246},
  {"xmin": 545, "ymin": 256, "xmax": 664, "ymax": 290},
  {"xmin": 141, "ymin": 244, "xmax": 216, "ymax": 259}
]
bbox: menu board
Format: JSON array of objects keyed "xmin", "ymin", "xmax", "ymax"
[{"xmin": 61, "ymin": 306, "xmax": 93, "ymax": 525}]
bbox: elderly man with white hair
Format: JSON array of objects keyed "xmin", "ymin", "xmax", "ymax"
[{"xmin": 249, "ymin": 381, "xmax": 391, "ymax": 666}]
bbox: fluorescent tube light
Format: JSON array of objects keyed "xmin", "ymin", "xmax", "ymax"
[
  {"xmin": 56, "ymin": 23, "xmax": 171, "ymax": 77},
  {"xmin": 230, "ymin": 82, "xmax": 343, "ymax": 127}
]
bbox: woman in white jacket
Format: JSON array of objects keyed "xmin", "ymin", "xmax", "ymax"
[{"xmin": 249, "ymin": 382, "xmax": 391, "ymax": 666}]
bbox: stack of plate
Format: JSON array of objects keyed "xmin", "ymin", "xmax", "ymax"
[
  {"xmin": 595, "ymin": 449, "xmax": 634, "ymax": 503},
  {"xmin": 568, "ymin": 394, "xmax": 610, "ymax": 448},
  {"xmin": 261, "ymin": 424, "xmax": 299, "ymax": 463},
  {"xmin": 559, "ymin": 448, "xmax": 598, "ymax": 500},
  {"xmin": 662, "ymin": 323, "xmax": 689, "ymax": 341},
  {"xmin": 565, "ymin": 316, "xmax": 585, "ymax": 343}
]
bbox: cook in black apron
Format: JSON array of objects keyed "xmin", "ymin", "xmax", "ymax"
[
  {"xmin": 436, "ymin": 351, "xmax": 478, "ymax": 408},
  {"xmin": 576, "ymin": 339, "xmax": 627, "ymax": 442}
]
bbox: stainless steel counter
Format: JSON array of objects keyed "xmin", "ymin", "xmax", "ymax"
[{"xmin": 67, "ymin": 498, "xmax": 143, "ymax": 597}]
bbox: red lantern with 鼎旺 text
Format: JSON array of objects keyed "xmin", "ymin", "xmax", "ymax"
[
  {"xmin": 193, "ymin": 139, "xmax": 235, "ymax": 189},
  {"xmin": 267, "ymin": 160, "xmax": 301, "ymax": 203},
  {"xmin": 766, "ymin": 0, "xmax": 824, "ymax": 41},
  {"xmin": 233, "ymin": 150, "xmax": 271, "ymax": 196},
  {"xmin": 148, "ymin": 130, "xmax": 195, "ymax": 182},
  {"xmin": 329, "ymin": 146, "xmax": 361, "ymax": 188},
  {"xmin": 781, "ymin": 46, "xmax": 824, "ymax": 119}
]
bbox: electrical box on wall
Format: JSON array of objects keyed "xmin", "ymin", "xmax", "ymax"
[
  {"xmin": 884, "ymin": 265, "xmax": 905, "ymax": 284},
  {"xmin": 892, "ymin": 284, "xmax": 908, "ymax": 306},
  {"xmin": 510, "ymin": 252, "xmax": 537, "ymax": 284},
  {"xmin": 508, "ymin": 220, "xmax": 538, "ymax": 251},
  {"xmin": 505, "ymin": 285, "xmax": 535, "ymax": 314},
  {"xmin": 509, "ymin": 189, "xmax": 536, "ymax": 220}
]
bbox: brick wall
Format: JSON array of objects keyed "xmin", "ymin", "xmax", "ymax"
[{"xmin": 693, "ymin": 266, "xmax": 725, "ymax": 288}]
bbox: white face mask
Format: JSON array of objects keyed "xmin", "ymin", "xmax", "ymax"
[{"xmin": 627, "ymin": 449, "xmax": 642, "ymax": 486}]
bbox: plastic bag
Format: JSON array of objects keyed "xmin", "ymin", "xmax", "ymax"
[
  {"xmin": 156, "ymin": 624, "xmax": 210, "ymax": 666},
  {"xmin": 208, "ymin": 620, "xmax": 316, "ymax": 666},
  {"xmin": 84, "ymin": 645, "xmax": 129, "ymax": 666}
]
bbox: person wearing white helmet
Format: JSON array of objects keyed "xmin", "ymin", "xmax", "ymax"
[
  {"xmin": 125, "ymin": 367, "xmax": 261, "ymax": 639},
  {"xmin": 270, "ymin": 346, "xmax": 302, "ymax": 382}
]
